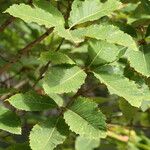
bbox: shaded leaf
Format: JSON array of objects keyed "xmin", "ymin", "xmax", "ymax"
[
  {"xmin": 0, "ymin": 106, "xmax": 21, "ymax": 134},
  {"xmin": 47, "ymin": 93, "xmax": 64, "ymax": 107},
  {"xmin": 126, "ymin": 45, "xmax": 150, "ymax": 77},
  {"xmin": 146, "ymin": 24, "xmax": 150, "ymax": 37},
  {"xmin": 6, "ymin": 143, "xmax": 31, "ymax": 150},
  {"xmin": 40, "ymin": 51, "xmax": 75, "ymax": 65},
  {"xmin": 140, "ymin": 0, "xmax": 150, "ymax": 14},
  {"xmin": 88, "ymin": 40, "xmax": 123, "ymax": 66},
  {"xmin": 119, "ymin": 98, "xmax": 138, "ymax": 122},
  {"xmin": 7, "ymin": 91, "xmax": 57, "ymax": 111}
]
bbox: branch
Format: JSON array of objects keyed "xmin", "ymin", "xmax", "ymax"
[
  {"xmin": 0, "ymin": 79, "xmax": 29, "ymax": 102},
  {"xmin": 0, "ymin": 79, "xmax": 29, "ymax": 111},
  {"xmin": 107, "ymin": 131, "xmax": 129, "ymax": 142},
  {"xmin": 0, "ymin": 16, "xmax": 15, "ymax": 33},
  {"xmin": 0, "ymin": 27, "xmax": 54, "ymax": 75},
  {"xmin": 33, "ymin": 61, "xmax": 51, "ymax": 88},
  {"xmin": 0, "ymin": 68, "xmax": 23, "ymax": 85},
  {"xmin": 59, "ymin": 82, "xmax": 85, "ymax": 116},
  {"xmin": 0, "ymin": 0, "xmax": 33, "ymax": 33},
  {"xmin": 0, "ymin": 54, "xmax": 9, "ymax": 62},
  {"xmin": 108, "ymin": 123, "xmax": 150, "ymax": 129},
  {"xmin": 33, "ymin": 38, "xmax": 64, "ymax": 88}
]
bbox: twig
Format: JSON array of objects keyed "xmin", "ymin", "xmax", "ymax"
[
  {"xmin": 0, "ymin": 54, "xmax": 9, "ymax": 62},
  {"xmin": 65, "ymin": 0, "xmax": 72, "ymax": 20},
  {"xmin": 28, "ymin": 0, "xmax": 32, "ymax": 5},
  {"xmin": 0, "ymin": 16, "xmax": 15, "ymax": 33},
  {"xmin": 56, "ymin": 38, "xmax": 64, "ymax": 52},
  {"xmin": 0, "ymin": 79, "xmax": 28, "ymax": 102},
  {"xmin": 108, "ymin": 123, "xmax": 150, "ymax": 129},
  {"xmin": 65, "ymin": 0, "xmax": 73, "ymax": 28},
  {"xmin": 0, "ymin": 0, "xmax": 33, "ymax": 33},
  {"xmin": 0, "ymin": 28, "xmax": 54, "ymax": 75},
  {"xmin": 60, "ymin": 83, "xmax": 85, "ymax": 115},
  {"xmin": 0, "ymin": 68, "xmax": 23, "ymax": 85},
  {"xmin": 32, "ymin": 61, "xmax": 51, "ymax": 88},
  {"xmin": 107, "ymin": 131, "xmax": 129, "ymax": 142},
  {"xmin": 0, "ymin": 79, "xmax": 29, "ymax": 111},
  {"xmin": 0, "ymin": 0, "xmax": 32, "ymax": 32},
  {"xmin": 33, "ymin": 38, "xmax": 64, "ymax": 88}
]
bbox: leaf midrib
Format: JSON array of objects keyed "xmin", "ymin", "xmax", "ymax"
[
  {"xmin": 58, "ymin": 69, "xmax": 83, "ymax": 86},
  {"xmin": 94, "ymin": 72, "xmax": 144, "ymax": 107},
  {"xmin": 67, "ymin": 108, "xmax": 103, "ymax": 132},
  {"xmin": 11, "ymin": 100, "xmax": 55, "ymax": 106},
  {"xmin": 11, "ymin": 12, "xmax": 53, "ymax": 27},
  {"xmin": 43, "ymin": 118, "xmax": 59, "ymax": 149},
  {"xmin": 89, "ymin": 44, "xmax": 102, "ymax": 66},
  {"xmin": 69, "ymin": 1, "xmax": 117, "ymax": 29}
]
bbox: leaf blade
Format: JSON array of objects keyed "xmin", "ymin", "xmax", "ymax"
[
  {"xmin": 75, "ymin": 25, "xmax": 138, "ymax": 51},
  {"xmin": 88, "ymin": 40, "xmax": 122, "ymax": 66},
  {"xmin": 93, "ymin": 65, "xmax": 149, "ymax": 107},
  {"xmin": 29, "ymin": 117, "xmax": 69, "ymax": 150},
  {"xmin": 7, "ymin": 91, "xmax": 57, "ymax": 111},
  {"xmin": 42, "ymin": 66, "xmax": 86, "ymax": 94},
  {"xmin": 64, "ymin": 97, "xmax": 107, "ymax": 139},
  {"xmin": 75, "ymin": 136, "xmax": 100, "ymax": 150},
  {"xmin": 126, "ymin": 46, "xmax": 150, "ymax": 77},
  {"xmin": 0, "ymin": 106, "xmax": 21, "ymax": 134},
  {"xmin": 5, "ymin": 2, "xmax": 64, "ymax": 28},
  {"xmin": 39, "ymin": 51, "xmax": 75, "ymax": 65},
  {"xmin": 69, "ymin": 0, "xmax": 121, "ymax": 28}
]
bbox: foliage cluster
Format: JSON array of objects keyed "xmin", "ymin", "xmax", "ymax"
[{"xmin": 0, "ymin": 0, "xmax": 150, "ymax": 149}]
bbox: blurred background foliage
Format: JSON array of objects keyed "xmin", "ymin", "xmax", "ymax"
[{"xmin": 0, "ymin": 0, "xmax": 150, "ymax": 150}]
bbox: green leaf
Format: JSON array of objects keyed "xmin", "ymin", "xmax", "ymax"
[
  {"xmin": 5, "ymin": 1, "xmax": 64, "ymax": 28},
  {"xmin": 69, "ymin": 0, "xmax": 121, "ymax": 28},
  {"xmin": 146, "ymin": 24, "xmax": 150, "ymax": 37},
  {"xmin": 0, "ymin": 88, "xmax": 17, "ymax": 96},
  {"xmin": 93, "ymin": 65, "xmax": 148, "ymax": 107},
  {"xmin": 39, "ymin": 51, "xmax": 75, "ymax": 65},
  {"xmin": 141, "ymin": 100, "xmax": 150, "ymax": 112},
  {"xmin": 6, "ymin": 143, "xmax": 31, "ymax": 150},
  {"xmin": 139, "ymin": 82, "xmax": 150, "ymax": 111},
  {"xmin": 56, "ymin": 25, "xmax": 138, "ymax": 51},
  {"xmin": 88, "ymin": 40, "xmax": 123, "ymax": 66},
  {"xmin": 140, "ymin": 0, "xmax": 150, "ymax": 14},
  {"xmin": 42, "ymin": 66, "xmax": 86, "ymax": 94},
  {"xmin": 119, "ymin": 98, "xmax": 137, "ymax": 122},
  {"xmin": 7, "ymin": 91, "xmax": 57, "ymax": 111},
  {"xmin": 54, "ymin": 26, "xmax": 84, "ymax": 43},
  {"xmin": 75, "ymin": 136, "xmax": 100, "ymax": 150},
  {"xmin": 126, "ymin": 45, "xmax": 150, "ymax": 77},
  {"xmin": 47, "ymin": 93, "xmax": 64, "ymax": 107},
  {"xmin": 64, "ymin": 97, "xmax": 107, "ymax": 139},
  {"xmin": 0, "ymin": 106, "xmax": 21, "ymax": 134},
  {"xmin": 75, "ymin": 25, "xmax": 138, "ymax": 51},
  {"xmin": 29, "ymin": 117, "xmax": 69, "ymax": 150}
]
